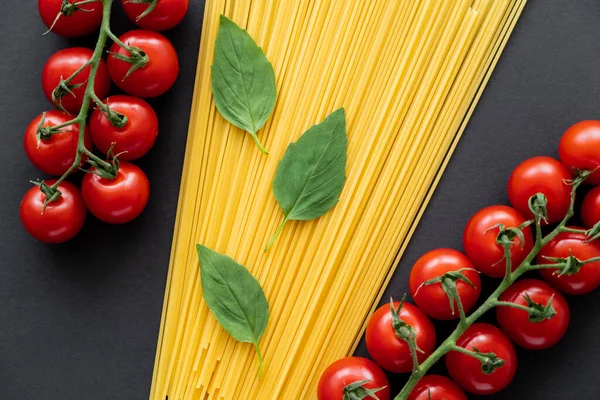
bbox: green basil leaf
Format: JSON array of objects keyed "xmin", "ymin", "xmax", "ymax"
[
  {"xmin": 211, "ymin": 15, "xmax": 277, "ymax": 154},
  {"xmin": 197, "ymin": 244, "xmax": 269, "ymax": 373},
  {"xmin": 266, "ymin": 108, "xmax": 348, "ymax": 251}
]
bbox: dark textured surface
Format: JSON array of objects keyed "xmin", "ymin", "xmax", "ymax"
[{"xmin": 0, "ymin": 1, "xmax": 599, "ymax": 399}]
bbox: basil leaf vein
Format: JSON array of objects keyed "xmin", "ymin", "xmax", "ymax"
[
  {"xmin": 211, "ymin": 15, "xmax": 277, "ymax": 154},
  {"xmin": 266, "ymin": 108, "xmax": 348, "ymax": 251},
  {"xmin": 197, "ymin": 244, "xmax": 269, "ymax": 373}
]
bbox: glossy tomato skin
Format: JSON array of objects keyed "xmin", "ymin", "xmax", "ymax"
[
  {"xmin": 536, "ymin": 229, "xmax": 600, "ymax": 295},
  {"xmin": 42, "ymin": 48, "xmax": 111, "ymax": 114},
  {"xmin": 497, "ymin": 279, "xmax": 569, "ymax": 350},
  {"xmin": 20, "ymin": 180, "xmax": 86, "ymax": 244},
  {"xmin": 409, "ymin": 248, "xmax": 481, "ymax": 320},
  {"xmin": 89, "ymin": 95, "xmax": 159, "ymax": 160},
  {"xmin": 81, "ymin": 162, "xmax": 150, "ymax": 224},
  {"xmin": 107, "ymin": 31, "xmax": 179, "ymax": 98},
  {"xmin": 38, "ymin": 0, "xmax": 103, "ymax": 38},
  {"xmin": 121, "ymin": 0, "xmax": 189, "ymax": 31},
  {"xmin": 559, "ymin": 120, "xmax": 600, "ymax": 185},
  {"xmin": 446, "ymin": 323, "xmax": 517, "ymax": 395},
  {"xmin": 581, "ymin": 186, "xmax": 600, "ymax": 229},
  {"xmin": 317, "ymin": 357, "xmax": 390, "ymax": 400},
  {"xmin": 508, "ymin": 156, "xmax": 572, "ymax": 224},
  {"xmin": 408, "ymin": 375, "xmax": 467, "ymax": 400},
  {"xmin": 366, "ymin": 301, "xmax": 436, "ymax": 373},
  {"xmin": 463, "ymin": 205, "xmax": 533, "ymax": 278},
  {"xmin": 24, "ymin": 111, "xmax": 92, "ymax": 176}
]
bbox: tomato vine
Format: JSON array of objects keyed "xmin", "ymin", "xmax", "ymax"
[
  {"xmin": 35, "ymin": 0, "xmax": 140, "ymax": 208},
  {"xmin": 395, "ymin": 172, "xmax": 600, "ymax": 399}
]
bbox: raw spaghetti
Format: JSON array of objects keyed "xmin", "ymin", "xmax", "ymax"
[{"xmin": 150, "ymin": 0, "xmax": 528, "ymax": 399}]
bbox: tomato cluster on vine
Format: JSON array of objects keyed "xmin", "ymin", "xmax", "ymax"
[
  {"xmin": 318, "ymin": 120, "xmax": 600, "ymax": 400},
  {"xmin": 21, "ymin": 0, "xmax": 188, "ymax": 244}
]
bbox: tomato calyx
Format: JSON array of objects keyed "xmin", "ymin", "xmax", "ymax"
[
  {"xmin": 454, "ymin": 346, "xmax": 505, "ymax": 375},
  {"xmin": 342, "ymin": 379, "xmax": 387, "ymax": 400},
  {"xmin": 30, "ymin": 180, "xmax": 62, "ymax": 212},
  {"xmin": 35, "ymin": 112, "xmax": 71, "ymax": 142},
  {"xmin": 543, "ymin": 251, "xmax": 585, "ymax": 277},
  {"xmin": 566, "ymin": 168, "xmax": 598, "ymax": 187},
  {"xmin": 124, "ymin": 0, "xmax": 159, "ymax": 21},
  {"xmin": 52, "ymin": 77, "xmax": 85, "ymax": 113},
  {"xmin": 523, "ymin": 293, "xmax": 556, "ymax": 323},
  {"xmin": 85, "ymin": 146, "xmax": 122, "ymax": 179},
  {"xmin": 528, "ymin": 193, "xmax": 548, "ymax": 223},
  {"xmin": 109, "ymin": 46, "xmax": 150, "ymax": 81},
  {"xmin": 489, "ymin": 221, "xmax": 532, "ymax": 250},
  {"xmin": 472, "ymin": 347, "xmax": 505, "ymax": 375},
  {"xmin": 389, "ymin": 296, "xmax": 423, "ymax": 373},
  {"xmin": 95, "ymin": 100, "xmax": 129, "ymax": 129},
  {"xmin": 44, "ymin": 0, "xmax": 100, "ymax": 35},
  {"xmin": 415, "ymin": 268, "xmax": 478, "ymax": 319},
  {"xmin": 586, "ymin": 221, "xmax": 600, "ymax": 243}
]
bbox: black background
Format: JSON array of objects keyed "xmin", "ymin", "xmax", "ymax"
[{"xmin": 1, "ymin": 1, "xmax": 599, "ymax": 399}]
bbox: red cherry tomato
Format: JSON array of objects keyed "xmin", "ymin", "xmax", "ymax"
[
  {"xmin": 121, "ymin": 0, "xmax": 189, "ymax": 31},
  {"xmin": 409, "ymin": 248, "xmax": 481, "ymax": 320},
  {"xmin": 497, "ymin": 279, "xmax": 570, "ymax": 350},
  {"xmin": 24, "ymin": 111, "xmax": 92, "ymax": 176},
  {"xmin": 446, "ymin": 323, "xmax": 517, "ymax": 395},
  {"xmin": 581, "ymin": 186, "xmax": 600, "ymax": 229},
  {"xmin": 559, "ymin": 120, "xmax": 600, "ymax": 185},
  {"xmin": 536, "ymin": 229, "xmax": 600, "ymax": 295},
  {"xmin": 89, "ymin": 95, "xmax": 159, "ymax": 160},
  {"xmin": 107, "ymin": 30, "xmax": 179, "ymax": 98},
  {"xmin": 81, "ymin": 162, "xmax": 150, "ymax": 224},
  {"xmin": 42, "ymin": 47, "xmax": 111, "ymax": 114},
  {"xmin": 508, "ymin": 156, "xmax": 572, "ymax": 224},
  {"xmin": 38, "ymin": 0, "xmax": 102, "ymax": 38},
  {"xmin": 20, "ymin": 180, "xmax": 86, "ymax": 244},
  {"xmin": 463, "ymin": 205, "xmax": 533, "ymax": 278},
  {"xmin": 408, "ymin": 375, "xmax": 467, "ymax": 400},
  {"xmin": 366, "ymin": 301, "xmax": 436, "ymax": 373},
  {"xmin": 317, "ymin": 357, "xmax": 390, "ymax": 400}
]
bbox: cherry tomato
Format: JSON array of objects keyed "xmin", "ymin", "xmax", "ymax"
[
  {"xmin": 446, "ymin": 323, "xmax": 517, "ymax": 395},
  {"xmin": 42, "ymin": 47, "xmax": 111, "ymax": 114},
  {"xmin": 317, "ymin": 357, "xmax": 390, "ymax": 400},
  {"xmin": 559, "ymin": 120, "xmax": 600, "ymax": 185},
  {"xmin": 81, "ymin": 162, "xmax": 150, "ymax": 224},
  {"xmin": 107, "ymin": 30, "xmax": 179, "ymax": 98},
  {"xmin": 38, "ymin": 0, "xmax": 103, "ymax": 38},
  {"xmin": 463, "ymin": 205, "xmax": 533, "ymax": 278},
  {"xmin": 89, "ymin": 95, "xmax": 159, "ymax": 160},
  {"xmin": 408, "ymin": 375, "xmax": 467, "ymax": 400},
  {"xmin": 497, "ymin": 279, "xmax": 569, "ymax": 350},
  {"xmin": 409, "ymin": 248, "xmax": 481, "ymax": 320},
  {"xmin": 20, "ymin": 180, "xmax": 86, "ymax": 244},
  {"xmin": 581, "ymin": 186, "xmax": 600, "ymax": 229},
  {"xmin": 366, "ymin": 301, "xmax": 436, "ymax": 373},
  {"xmin": 121, "ymin": 0, "xmax": 189, "ymax": 31},
  {"xmin": 508, "ymin": 156, "xmax": 572, "ymax": 224},
  {"xmin": 24, "ymin": 111, "xmax": 92, "ymax": 176},
  {"xmin": 536, "ymin": 229, "xmax": 600, "ymax": 295}
]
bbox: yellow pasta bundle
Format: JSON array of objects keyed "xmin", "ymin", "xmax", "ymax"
[{"xmin": 151, "ymin": 0, "xmax": 527, "ymax": 399}]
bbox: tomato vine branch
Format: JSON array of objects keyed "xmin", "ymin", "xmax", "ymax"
[
  {"xmin": 395, "ymin": 175, "xmax": 589, "ymax": 399},
  {"xmin": 38, "ymin": 0, "xmax": 136, "ymax": 206}
]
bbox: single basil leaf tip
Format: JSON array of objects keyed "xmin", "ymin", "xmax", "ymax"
[
  {"xmin": 211, "ymin": 15, "xmax": 276, "ymax": 154},
  {"xmin": 197, "ymin": 244, "xmax": 269, "ymax": 374},
  {"xmin": 266, "ymin": 108, "xmax": 348, "ymax": 251}
]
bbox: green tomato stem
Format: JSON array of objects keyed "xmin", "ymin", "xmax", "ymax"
[{"xmin": 49, "ymin": 0, "xmax": 115, "ymax": 191}]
